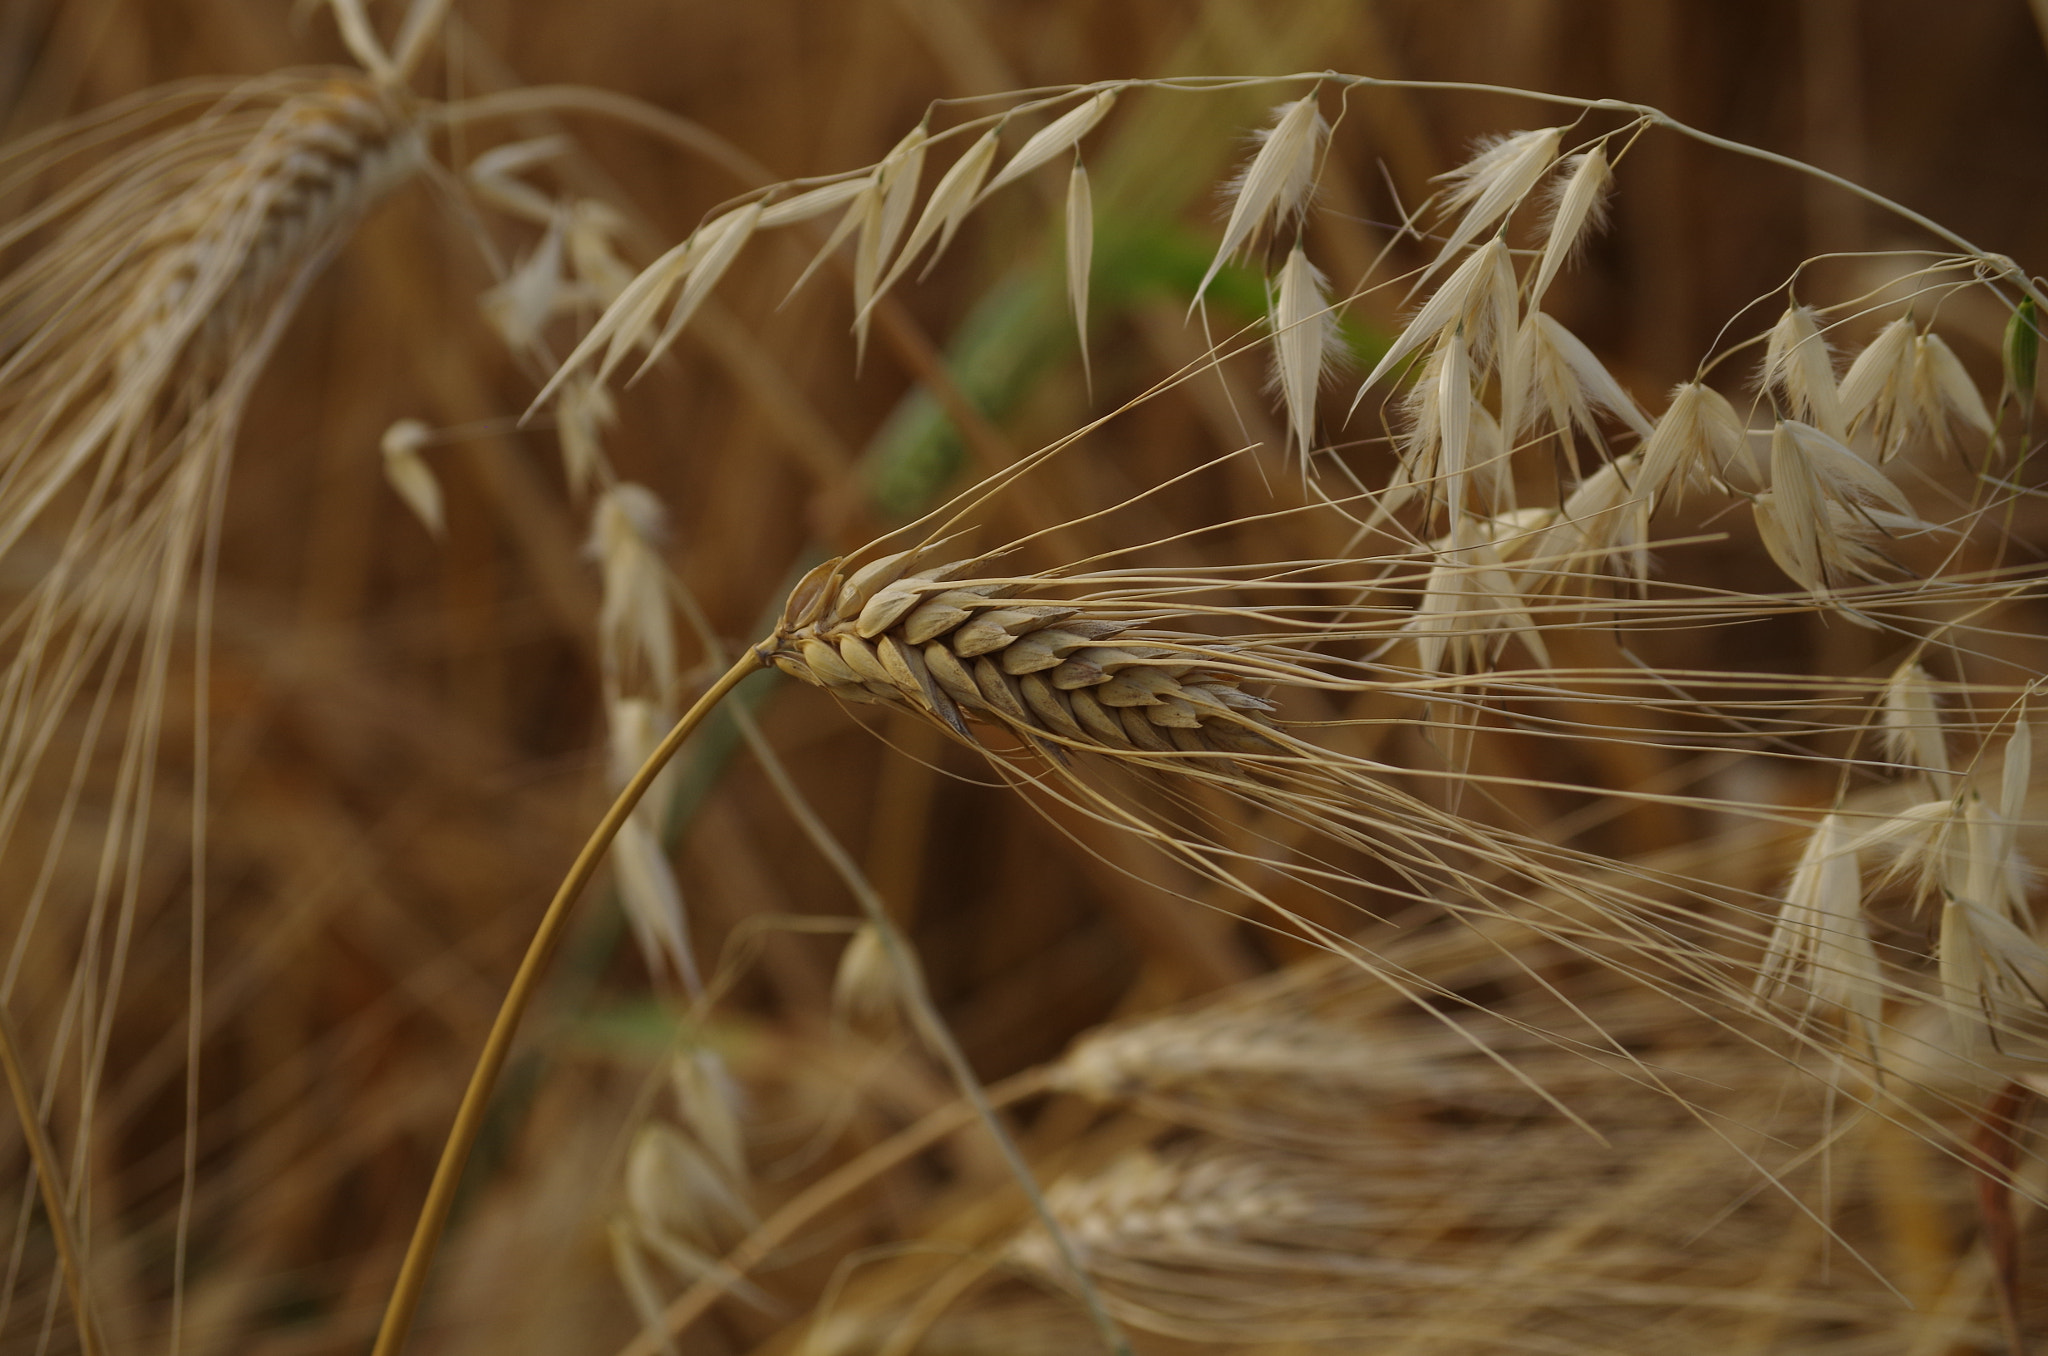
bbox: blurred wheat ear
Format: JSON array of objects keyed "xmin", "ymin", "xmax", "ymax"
[{"xmin": 0, "ymin": 65, "xmax": 424, "ymax": 1352}]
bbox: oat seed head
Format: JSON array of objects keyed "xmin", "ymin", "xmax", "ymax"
[
  {"xmin": 979, "ymin": 88, "xmax": 1118, "ymax": 202},
  {"xmin": 379, "ymin": 417, "xmax": 444, "ymax": 535},
  {"xmin": 1529, "ymin": 144, "xmax": 1613, "ymax": 307},
  {"xmin": 1271, "ymin": 245, "xmax": 1338, "ymax": 468},
  {"xmin": 592, "ymin": 482, "xmax": 680, "ymax": 698},
  {"xmin": 1911, "ymin": 331, "xmax": 1996, "ymax": 451},
  {"xmin": 1066, "ymin": 161, "xmax": 1095, "ymax": 395},
  {"xmin": 1881, "ymin": 662, "xmax": 1952, "ymax": 797},
  {"xmin": 1762, "ymin": 304, "xmax": 1847, "ymax": 435},
  {"xmin": 1754, "ymin": 814, "xmax": 1884, "ymax": 1048},
  {"xmin": 1638, "ymin": 381, "xmax": 1754, "ymax": 506},
  {"xmin": 1196, "ymin": 94, "xmax": 1328, "ymax": 306},
  {"xmin": 1422, "ymin": 125, "xmax": 1562, "ymax": 284},
  {"xmin": 1354, "ymin": 237, "xmax": 1517, "ymax": 410}
]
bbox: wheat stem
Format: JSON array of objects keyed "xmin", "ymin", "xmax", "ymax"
[
  {"xmin": 0, "ymin": 1005, "xmax": 100, "ymax": 1356},
  {"xmin": 370, "ymin": 651, "xmax": 763, "ymax": 1356}
]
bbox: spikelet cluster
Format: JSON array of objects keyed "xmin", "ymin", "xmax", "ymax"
[{"xmin": 759, "ymin": 547, "xmax": 1281, "ymax": 759}]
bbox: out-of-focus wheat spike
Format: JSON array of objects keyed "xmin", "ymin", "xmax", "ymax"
[
  {"xmin": 1196, "ymin": 95, "xmax": 1327, "ymax": 305},
  {"xmin": 1271, "ymin": 245, "xmax": 1337, "ymax": 469},
  {"xmin": 1067, "ymin": 162, "xmax": 1095, "ymax": 396},
  {"xmin": 1529, "ymin": 145, "xmax": 1612, "ymax": 306},
  {"xmin": 323, "ymin": 0, "xmax": 398, "ymax": 81},
  {"xmin": 1420, "ymin": 126, "xmax": 1561, "ymax": 284},
  {"xmin": 980, "ymin": 89, "xmax": 1118, "ymax": 202},
  {"xmin": 378, "ymin": 418, "xmax": 445, "ymax": 535}
]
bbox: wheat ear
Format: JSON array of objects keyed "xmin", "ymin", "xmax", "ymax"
[{"xmin": 759, "ymin": 548, "xmax": 1281, "ymax": 761}]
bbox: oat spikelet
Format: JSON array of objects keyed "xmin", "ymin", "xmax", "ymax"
[
  {"xmin": 1638, "ymin": 381, "xmax": 1756, "ymax": 505},
  {"xmin": 1529, "ymin": 145, "xmax": 1613, "ymax": 306},
  {"xmin": 1762, "ymin": 305, "xmax": 1846, "ymax": 436},
  {"xmin": 1911, "ymin": 331, "xmax": 1996, "ymax": 451},
  {"xmin": 1405, "ymin": 520, "xmax": 1548, "ymax": 677},
  {"xmin": 591, "ymin": 483, "xmax": 680, "ymax": 698},
  {"xmin": 379, "ymin": 418, "xmax": 444, "ymax": 535},
  {"xmin": 852, "ymin": 126, "xmax": 929, "ymax": 362},
  {"xmin": 1838, "ymin": 316, "xmax": 1917, "ymax": 459},
  {"xmin": 1881, "ymin": 662, "xmax": 1952, "ymax": 797},
  {"xmin": 1754, "ymin": 814, "xmax": 1883, "ymax": 1048},
  {"xmin": 1353, "ymin": 238, "xmax": 1516, "ymax": 408},
  {"xmin": 757, "ymin": 176, "xmax": 868, "ymax": 229},
  {"xmin": 831, "ymin": 923, "xmax": 901, "ymax": 1036},
  {"xmin": 1270, "ymin": 245, "xmax": 1337, "ymax": 467},
  {"xmin": 1550, "ymin": 450, "xmax": 1652, "ymax": 582},
  {"xmin": 1422, "ymin": 126, "xmax": 1561, "ymax": 283},
  {"xmin": 482, "ymin": 207, "xmax": 567, "ymax": 359},
  {"xmin": 1066, "ymin": 161, "xmax": 1095, "ymax": 394},
  {"xmin": 607, "ymin": 696, "xmax": 698, "ymax": 988},
  {"xmin": 633, "ymin": 202, "xmax": 764, "ymax": 379},
  {"xmin": 557, "ymin": 373, "xmax": 618, "ymax": 497},
  {"xmin": 1196, "ymin": 95, "xmax": 1328, "ymax": 305},
  {"xmin": 873, "ymin": 127, "xmax": 999, "ymax": 301},
  {"xmin": 1755, "ymin": 419, "xmax": 1920, "ymax": 597},
  {"xmin": 1507, "ymin": 311, "xmax": 1654, "ymax": 447},
  {"xmin": 466, "ymin": 134, "xmax": 569, "ymax": 224},
  {"xmin": 980, "ymin": 89, "xmax": 1118, "ymax": 201}
]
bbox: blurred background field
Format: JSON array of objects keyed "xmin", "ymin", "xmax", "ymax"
[{"xmin": 7, "ymin": 3, "xmax": 2048, "ymax": 1353}]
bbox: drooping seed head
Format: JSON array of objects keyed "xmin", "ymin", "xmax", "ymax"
[{"xmin": 759, "ymin": 548, "xmax": 1280, "ymax": 759}]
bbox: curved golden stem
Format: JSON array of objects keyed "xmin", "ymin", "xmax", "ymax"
[{"xmin": 370, "ymin": 650, "xmax": 764, "ymax": 1356}]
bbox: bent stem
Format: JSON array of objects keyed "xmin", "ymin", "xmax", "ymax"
[{"xmin": 370, "ymin": 651, "xmax": 764, "ymax": 1356}]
